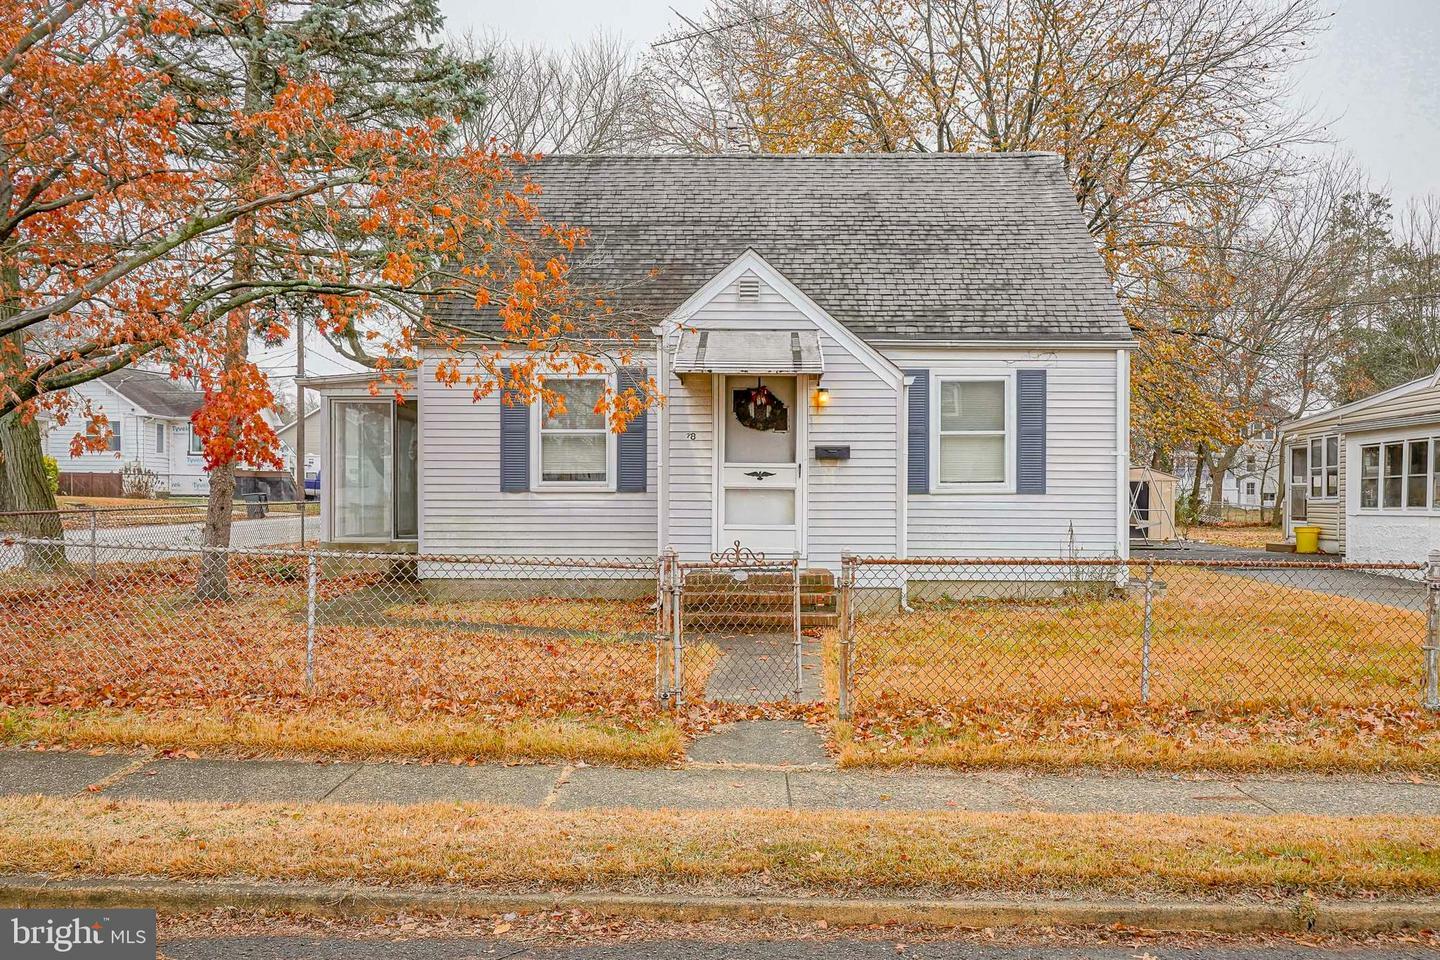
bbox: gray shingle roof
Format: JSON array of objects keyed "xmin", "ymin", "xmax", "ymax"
[
  {"xmin": 435, "ymin": 153, "xmax": 1130, "ymax": 344},
  {"xmin": 103, "ymin": 368, "xmax": 203, "ymax": 418}
]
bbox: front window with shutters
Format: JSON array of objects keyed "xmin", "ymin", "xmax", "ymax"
[
  {"xmin": 933, "ymin": 376, "xmax": 1011, "ymax": 490},
  {"xmin": 534, "ymin": 377, "xmax": 613, "ymax": 489}
]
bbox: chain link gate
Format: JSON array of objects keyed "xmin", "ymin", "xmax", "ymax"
[{"xmin": 656, "ymin": 546, "xmax": 827, "ymax": 707}]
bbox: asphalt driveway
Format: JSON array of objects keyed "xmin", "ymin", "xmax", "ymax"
[{"xmin": 1132, "ymin": 542, "xmax": 1426, "ymax": 611}]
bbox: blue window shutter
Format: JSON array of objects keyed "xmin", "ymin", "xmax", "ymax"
[
  {"xmin": 905, "ymin": 369, "xmax": 929, "ymax": 494},
  {"xmin": 616, "ymin": 366, "xmax": 648, "ymax": 493},
  {"xmin": 1016, "ymin": 369, "xmax": 1047, "ymax": 494},
  {"xmin": 498, "ymin": 367, "xmax": 529, "ymax": 492}
]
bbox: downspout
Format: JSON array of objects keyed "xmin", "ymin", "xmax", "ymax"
[
  {"xmin": 897, "ymin": 374, "xmax": 910, "ymax": 560},
  {"xmin": 655, "ymin": 328, "xmax": 669, "ymax": 556},
  {"xmin": 1116, "ymin": 348, "xmax": 1131, "ymax": 562}
]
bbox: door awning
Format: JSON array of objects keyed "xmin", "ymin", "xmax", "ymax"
[{"xmin": 672, "ymin": 329, "xmax": 825, "ymax": 375}]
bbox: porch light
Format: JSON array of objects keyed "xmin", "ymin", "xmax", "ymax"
[{"xmin": 814, "ymin": 387, "xmax": 831, "ymax": 408}]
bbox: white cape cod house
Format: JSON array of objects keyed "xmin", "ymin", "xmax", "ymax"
[{"xmin": 302, "ymin": 154, "xmax": 1134, "ymax": 572}]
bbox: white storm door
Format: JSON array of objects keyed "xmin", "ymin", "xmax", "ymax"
[{"xmin": 717, "ymin": 374, "xmax": 804, "ymax": 556}]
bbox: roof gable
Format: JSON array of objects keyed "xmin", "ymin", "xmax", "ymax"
[
  {"xmin": 101, "ymin": 369, "xmax": 203, "ymax": 419},
  {"xmin": 434, "ymin": 153, "xmax": 1131, "ymax": 345},
  {"xmin": 667, "ymin": 250, "xmax": 902, "ymax": 388}
]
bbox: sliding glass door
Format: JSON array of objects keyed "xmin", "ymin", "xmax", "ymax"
[{"xmin": 332, "ymin": 401, "xmax": 394, "ymax": 540}]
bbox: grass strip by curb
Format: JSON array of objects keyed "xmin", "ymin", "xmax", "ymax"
[
  {"xmin": 0, "ymin": 707, "xmax": 682, "ymax": 767},
  {"xmin": 3, "ymin": 875, "xmax": 1438, "ymax": 935},
  {"xmin": 3, "ymin": 796, "xmax": 1439, "ymax": 901}
]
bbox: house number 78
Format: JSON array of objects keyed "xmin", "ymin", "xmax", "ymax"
[{"xmin": 686, "ymin": 432, "xmax": 698, "ymax": 441}]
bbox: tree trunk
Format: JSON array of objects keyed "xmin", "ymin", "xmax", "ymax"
[
  {"xmin": 194, "ymin": 27, "xmax": 267, "ymax": 603},
  {"xmin": 0, "ymin": 407, "xmax": 66, "ymax": 569},
  {"xmin": 195, "ymin": 456, "xmax": 237, "ymax": 600}
]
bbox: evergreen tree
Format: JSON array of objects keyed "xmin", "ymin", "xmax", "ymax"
[{"xmin": 142, "ymin": 0, "xmax": 488, "ymax": 598}]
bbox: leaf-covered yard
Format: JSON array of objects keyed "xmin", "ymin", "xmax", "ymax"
[{"xmin": 0, "ymin": 556, "xmax": 709, "ymax": 764}]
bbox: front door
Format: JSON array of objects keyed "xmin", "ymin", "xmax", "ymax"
[
  {"xmin": 1287, "ymin": 443, "xmax": 1308, "ymax": 527},
  {"xmin": 718, "ymin": 374, "xmax": 804, "ymax": 556}
]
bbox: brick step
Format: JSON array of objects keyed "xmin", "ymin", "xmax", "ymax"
[
  {"xmin": 684, "ymin": 570, "xmax": 835, "ymax": 590},
  {"xmin": 686, "ymin": 610, "xmax": 838, "ymax": 629},
  {"xmin": 684, "ymin": 590, "xmax": 835, "ymax": 608}
]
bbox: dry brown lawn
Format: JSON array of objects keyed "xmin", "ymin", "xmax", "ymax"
[
  {"xmin": 835, "ymin": 565, "xmax": 1434, "ymax": 771},
  {"xmin": 1181, "ymin": 525, "xmax": 1283, "ymax": 550},
  {"xmin": 384, "ymin": 596, "xmax": 654, "ymax": 635},
  {"xmin": 849, "ymin": 567, "xmax": 1422, "ymax": 711},
  {"xmin": 0, "ymin": 706, "xmax": 681, "ymax": 765},
  {"xmin": 4, "ymin": 795, "xmax": 1439, "ymax": 899}
]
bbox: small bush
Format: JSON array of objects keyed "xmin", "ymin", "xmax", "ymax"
[
  {"xmin": 41, "ymin": 456, "xmax": 59, "ymax": 495},
  {"xmin": 120, "ymin": 461, "xmax": 158, "ymax": 499}
]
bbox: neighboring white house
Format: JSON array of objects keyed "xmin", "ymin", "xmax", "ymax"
[
  {"xmin": 275, "ymin": 407, "xmax": 322, "ymax": 494},
  {"xmin": 42, "ymin": 367, "xmax": 301, "ymax": 499},
  {"xmin": 1171, "ymin": 423, "xmax": 1282, "ymax": 514},
  {"xmin": 1277, "ymin": 369, "xmax": 1440, "ymax": 562},
  {"xmin": 40, "ymin": 368, "xmax": 212, "ymax": 495},
  {"xmin": 301, "ymin": 154, "xmax": 1134, "ymax": 573}
]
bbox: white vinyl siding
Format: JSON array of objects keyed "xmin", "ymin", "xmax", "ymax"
[
  {"xmin": 889, "ymin": 346, "xmax": 1123, "ymax": 560},
  {"xmin": 417, "ymin": 350, "xmax": 658, "ymax": 558},
  {"xmin": 663, "ymin": 270, "xmax": 901, "ymax": 567}
]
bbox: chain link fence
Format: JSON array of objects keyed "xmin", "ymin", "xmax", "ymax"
[
  {"xmin": 833, "ymin": 555, "xmax": 1435, "ymax": 723},
  {"xmin": 2, "ymin": 537, "xmax": 670, "ymax": 726},
  {"xmin": 3, "ymin": 527, "xmax": 1436, "ymax": 738},
  {"xmin": 0, "ymin": 501, "xmax": 317, "ymax": 563}
]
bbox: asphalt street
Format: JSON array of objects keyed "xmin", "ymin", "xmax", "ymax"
[{"xmin": 157, "ymin": 935, "xmax": 1440, "ymax": 959}]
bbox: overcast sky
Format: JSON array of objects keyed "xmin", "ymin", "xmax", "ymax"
[{"xmin": 439, "ymin": 0, "xmax": 1440, "ymax": 204}]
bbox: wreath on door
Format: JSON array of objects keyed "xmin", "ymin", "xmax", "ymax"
[{"xmin": 732, "ymin": 381, "xmax": 789, "ymax": 432}]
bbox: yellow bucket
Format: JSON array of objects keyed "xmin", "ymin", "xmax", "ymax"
[{"xmin": 1294, "ymin": 525, "xmax": 1321, "ymax": 554}]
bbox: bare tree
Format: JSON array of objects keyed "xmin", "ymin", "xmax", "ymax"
[
  {"xmin": 1178, "ymin": 157, "xmax": 1372, "ymax": 513},
  {"xmin": 636, "ymin": 0, "xmax": 1331, "ymax": 458},
  {"xmin": 458, "ymin": 31, "xmax": 643, "ymax": 154}
]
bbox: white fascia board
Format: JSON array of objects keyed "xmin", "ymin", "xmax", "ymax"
[
  {"xmin": 868, "ymin": 338, "xmax": 1135, "ymax": 351},
  {"xmin": 1279, "ymin": 375, "xmax": 1433, "ymax": 434}
]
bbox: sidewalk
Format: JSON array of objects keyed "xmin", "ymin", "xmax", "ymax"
[{"xmin": 4, "ymin": 720, "xmax": 1438, "ymax": 816}]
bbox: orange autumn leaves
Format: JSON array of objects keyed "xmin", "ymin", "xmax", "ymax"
[{"xmin": 3, "ymin": 0, "xmax": 653, "ymax": 472}]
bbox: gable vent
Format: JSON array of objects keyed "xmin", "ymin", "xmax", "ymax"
[{"xmin": 737, "ymin": 275, "xmax": 761, "ymax": 302}]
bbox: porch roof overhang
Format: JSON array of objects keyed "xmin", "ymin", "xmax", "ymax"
[{"xmin": 672, "ymin": 328, "xmax": 825, "ymax": 375}]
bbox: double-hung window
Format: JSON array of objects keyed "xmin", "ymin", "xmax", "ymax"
[
  {"xmin": 1382, "ymin": 442, "xmax": 1404, "ymax": 509},
  {"xmin": 535, "ymin": 377, "xmax": 611, "ymax": 488},
  {"xmin": 934, "ymin": 377, "xmax": 1009, "ymax": 489},
  {"xmin": 1308, "ymin": 434, "xmax": 1339, "ymax": 499},
  {"xmin": 1406, "ymin": 439, "xmax": 1430, "ymax": 509},
  {"xmin": 188, "ymin": 426, "xmax": 204, "ymax": 456},
  {"xmin": 153, "ymin": 422, "xmax": 166, "ymax": 455},
  {"xmin": 105, "ymin": 422, "xmax": 122, "ymax": 453},
  {"xmin": 1360, "ymin": 445, "xmax": 1381, "ymax": 508}
]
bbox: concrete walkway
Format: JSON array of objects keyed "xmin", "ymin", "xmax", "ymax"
[{"xmin": 4, "ymin": 736, "xmax": 1438, "ymax": 817}]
